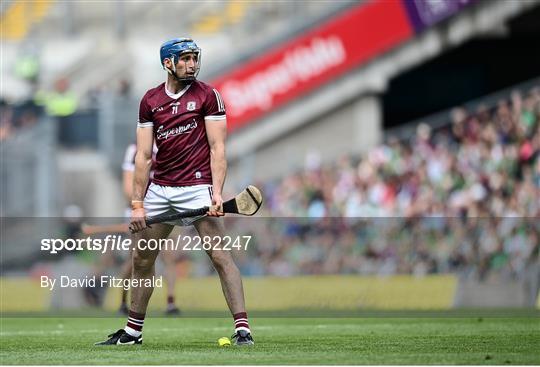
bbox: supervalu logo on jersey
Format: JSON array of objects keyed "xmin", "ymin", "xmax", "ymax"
[{"xmin": 156, "ymin": 119, "xmax": 198, "ymax": 140}]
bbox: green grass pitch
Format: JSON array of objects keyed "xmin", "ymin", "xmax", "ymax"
[{"xmin": 1, "ymin": 316, "xmax": 539, "ymax": 365}]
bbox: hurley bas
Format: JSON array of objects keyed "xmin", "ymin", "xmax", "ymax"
[{"xmin": 40, "ymin": 275, "xmax": 163, "ymax": 291}]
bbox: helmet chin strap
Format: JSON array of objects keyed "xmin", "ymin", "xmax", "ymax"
[{"xmin": 166, "ymin": 60, "xmax": 182, "ymax": 82}]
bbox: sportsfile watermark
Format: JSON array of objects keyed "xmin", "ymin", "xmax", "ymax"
[{"xmin": 40, "ymin": 235, "xmax": 253, "ymax": 254}]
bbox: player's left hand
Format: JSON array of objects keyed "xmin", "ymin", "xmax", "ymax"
[{"xmin": 207, "ymin": 193, "xmax": 225, "ymax": 217}]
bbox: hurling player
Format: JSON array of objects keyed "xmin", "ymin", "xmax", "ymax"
[{"xmin": 96, "ymin": 38, "xmax": 253, "ymax": 346}]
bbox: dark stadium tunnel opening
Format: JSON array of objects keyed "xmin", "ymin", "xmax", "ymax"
[{"xmin": 382, "ymin": 4, "xmax": 540, "ymax": 130}]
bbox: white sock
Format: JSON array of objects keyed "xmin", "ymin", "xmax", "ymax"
[{"xmin": 124, "ymin": 326, "xmax": 142, "ymax": 338}]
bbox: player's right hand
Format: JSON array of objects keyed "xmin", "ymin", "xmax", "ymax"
[
  {"xmin": 207, "ymin": 193, "xmax": 225, "ymax": 217},
  {"xmin": 130, "ymin": 208, "xmax": 147, "ymax": 233}
]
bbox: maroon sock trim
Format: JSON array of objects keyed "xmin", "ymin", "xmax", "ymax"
[
  {"xmin": 126, "ymin": 321, "xmax": 142, "ymax": 331},
  {"xmin": 233, "ymin": 311, "xmax": 249, "ymax": 330},
  {"xmin": 233, "ymin": 312, "xmax": 247, "ymax": 320},
  {"xmin": 128, "ymin": 310, "xmax": 146, "ymax": 320}
]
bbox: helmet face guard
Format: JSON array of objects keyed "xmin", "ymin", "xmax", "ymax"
[{"xmin": 160, "ymin": 38, "xmax": 201, "ymax": 82}]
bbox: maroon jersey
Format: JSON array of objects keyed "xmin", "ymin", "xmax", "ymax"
[{"xmin": 137, "ymin": 80, "xmax": 226, "ymax": 186}]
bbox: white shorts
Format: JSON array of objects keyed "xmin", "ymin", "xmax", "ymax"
[{"xmin": 144, "ymin": 183, "xmax": 213, "ymax": 226}]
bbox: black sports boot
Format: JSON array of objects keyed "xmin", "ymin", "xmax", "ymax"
[
  {"xmin": 95, "ymin": 329, "xmax": 142, "ymax": 345},
  {"xmin": 231, "ymin": 330, "xmax": 254, "ymax": 346}
]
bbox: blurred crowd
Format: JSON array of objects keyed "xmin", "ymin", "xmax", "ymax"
[
  {"xmin": 228, "ymin": 217, "xmax": 538, "ymax": 282},
  {"xmin": 0, "ymin": 97, "xmax": 42, "ymax": 141},
  {"xmin": 0, "ymin": 75, "xmax": 130, "ymax": 143},
  {"xmin": 0, "ymin": 78, "xmax": 78, "ymax": 142},
  {"xmin": 223, "ymin": 87, "xmax": 540, "ymax": 280},
  {"xmin": 268, "ymin": 88, "xmax": 540, "ymax": 218}
]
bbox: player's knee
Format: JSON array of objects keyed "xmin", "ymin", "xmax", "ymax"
[{"xmin": 133, "ymin": 250, "xmax": 155, "ymax": 272}]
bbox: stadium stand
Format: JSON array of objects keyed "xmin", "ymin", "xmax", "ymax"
[
  {"xmin": 204, "ymin": 84, "xmax": 539, "ymax": 282},
  {"xmin": 0, "ymin": 0, "xmax": 55, "ymax": 40},
  {"xmin": 0, "ymin": 1, "xmax": 356, "ymax": 103}
]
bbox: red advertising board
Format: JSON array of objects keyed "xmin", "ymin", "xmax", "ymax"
[{"xmin": 211, "ymin": 0, "xmax": 414, "ymax": 132}]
